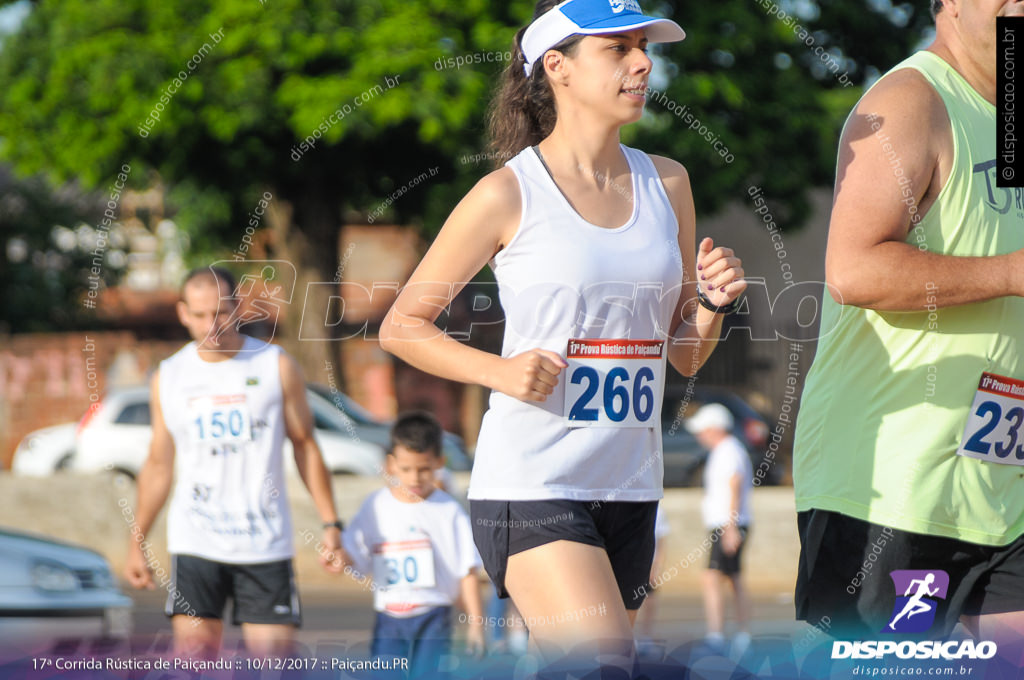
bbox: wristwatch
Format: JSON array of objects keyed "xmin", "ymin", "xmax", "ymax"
[
  {"xmin": 697, "ymin": 287, "xmax": 742, "ymax": 315},
  {"xmin": 322, "ymin": 520, "xmax": 345, "ymax": 531}
]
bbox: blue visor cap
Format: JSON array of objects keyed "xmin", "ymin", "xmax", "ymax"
[
  {"xmin": 522, "ymin": 0, "xmax": 685, "ymax": 75},
  {"xmin": 561, "ymin": 0, "xmax": 685, "ymax": 42}
]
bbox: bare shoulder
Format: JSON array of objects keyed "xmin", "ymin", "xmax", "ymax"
[
  {"xmin": 844, "ymin": 65, "xmax": 948, "ymax": 146},
  {"xmin": 447, "ymin": 165, "xmax": 522, "ymax": 249},
  {"xmin": 647, "ymin": 154, "xmax": 691, "ymax": 194},
  {"xmin": 277, "ymin": 349, "xmax": 305, "ymax": 385},
  {"xmin": 472, "ymin": 165, "xmax": 521, "ymax": 202},
  {"xmin": 148, "ymin": 368, "xmax": 172, "ymax": 443},
  {"xmin": 463, "ymin": 166, "xmax": 521, "ymax": 222},
  {"xmin": 647, "ymin": 155, "xmax": 694, "ymax": 231}
]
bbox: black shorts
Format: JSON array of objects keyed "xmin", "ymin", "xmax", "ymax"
[
  {"xmin": 166, "ymin": 554, "xmax": 301, "ymax": 626},
  {"xmin": 796, "ymin": 509, "xmax": 1024, "ymax": 638},
  {"xmin": 470, "ymin": 499, "xmax": 658, "ymax": 611},
  {"xmin": 707, "ymin": 526, "xmax": 749, "ymax": 575}
]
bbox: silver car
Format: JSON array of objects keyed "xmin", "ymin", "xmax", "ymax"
[
  {"xmin": 0, "ymin": 527, "xmax": 132, "ymax": 653},
  {"xmin": 73, "ymin": 386, "xmax": 389, "ymax": 478}
]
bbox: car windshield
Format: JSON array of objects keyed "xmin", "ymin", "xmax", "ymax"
[
  {"xmin": 307, "ymin": 391, "xmax": 362, "ymax": 434},
  {"xmin": 308, "ymin": 384, "xmax": 380, "ymax": 425},
  {"xmin": 114, "ymin": 401, "xmax": 151, "ymax": 426}
]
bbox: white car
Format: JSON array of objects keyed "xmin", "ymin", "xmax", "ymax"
[
  {"xmin": 11, "ymin": 423, "xmax": 78, "ymax": 477},
  {"xmin": 0, "ymin": 527, "xmax": 132, "ymax": 653},
  {"xmin": 74, "ymin": 386, "xmax": 386, "ymax": 478}
]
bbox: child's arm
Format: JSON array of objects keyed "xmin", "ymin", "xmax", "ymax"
[{"xmin": 460, "ymin": 570, "xmax": 485, "ymax": 657}]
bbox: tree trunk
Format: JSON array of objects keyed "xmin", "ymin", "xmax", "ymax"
[{"xmin": 265, "ymin": 192, "xmax": 343, "ymax": 388}]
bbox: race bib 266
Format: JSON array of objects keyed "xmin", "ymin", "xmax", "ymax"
[{"xmin": 564, "ymin": 339, "xmax": 664, "ymax": 428}]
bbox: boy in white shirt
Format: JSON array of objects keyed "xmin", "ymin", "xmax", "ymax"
[{"xmin": 340, "ymin": 411, "xmax": 484, "ymax": 675}]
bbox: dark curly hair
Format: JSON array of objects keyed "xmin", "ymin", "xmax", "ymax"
[{"xmin": 487, "ymin": 0, "xmax": 584, "ymax": 168}]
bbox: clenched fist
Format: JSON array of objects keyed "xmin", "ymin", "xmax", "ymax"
[
  {"xmin": 492, "ymin": 349, "xmax": 567, "ymax": 402},
  {"xmin": 696, "ymin": 237, "xmax": 746, "ymax": 307}
]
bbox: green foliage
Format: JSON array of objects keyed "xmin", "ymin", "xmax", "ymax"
[
  {"xmin": 0, "ymin": 169, "xmax": 123, "ymax": 332},
  {"xmin": 629, "ymin": 0, "xmax": 931, "ymax": 228},
  {"xmin": 0, "ymin": 0, "xmax": 934, "ymax": 281},
  {"xmin": 0, "ymin": 0, "xmax": 526, "ymax": 271}
]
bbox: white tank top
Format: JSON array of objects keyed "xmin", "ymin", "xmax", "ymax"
[
  {"xmin": 467, "ymin": 144, "xmax": 683, "ymax": 502},
  {"xmin": 161, "ymin": 335, "xmax": 293, "ymax": 563}
]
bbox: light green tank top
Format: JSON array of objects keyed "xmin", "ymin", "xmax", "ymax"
[{"xmin": 793, "ymin": 51, "xmax": 1024, "ymax": 546}]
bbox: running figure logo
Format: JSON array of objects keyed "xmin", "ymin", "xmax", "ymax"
[
  {"xmin": 208, "ymin": 260, "xmax": 296, "ymax": 350},
  {"xmin": 883, "ymin": 570, "xmax": 950, "ymax": 634}
]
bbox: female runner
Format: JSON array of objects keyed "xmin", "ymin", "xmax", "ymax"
[{"xmin": 381, "ymin": 0, "xmax": 746, "ymax": 670}]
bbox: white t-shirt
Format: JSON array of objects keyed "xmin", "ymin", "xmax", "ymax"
[
  {"xmin": 343, "ymin": 488, "xmax": 481, "ymax": 617},
  {"xmin": 701, "ymin": 435, "xmax": 753, "ymax": 529}
]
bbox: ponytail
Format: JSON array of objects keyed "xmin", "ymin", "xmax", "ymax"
[{"xmin": 487, "ymin": 1, "xmax": 582, "ymax": 169}]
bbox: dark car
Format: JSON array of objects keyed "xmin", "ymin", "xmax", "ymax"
[
  {"xmin": 661, "ymin": 386, "xmax": 778, "ymax": 486},
  {"xmin": 659, "ymin": 409, "xmax": 705, "ymax": 488}
]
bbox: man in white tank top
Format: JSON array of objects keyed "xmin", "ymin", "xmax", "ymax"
[{"xmin": 123, "ymin": 267, "xmax": 345, "ymax": 659}]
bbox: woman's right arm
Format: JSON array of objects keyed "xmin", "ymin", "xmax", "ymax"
[{"xmin": 379, "ymin": 167, "xmax": 565, "ymax": 402}]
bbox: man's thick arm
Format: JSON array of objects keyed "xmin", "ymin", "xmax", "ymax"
[{"xmin": 825, "ymin": 67, "xmax": 1024, "ymax": 310}]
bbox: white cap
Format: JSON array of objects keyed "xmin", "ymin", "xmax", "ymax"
[
  {"xmin": 522, "ymin": 0, "xmax": 686, "ymax": 76},
  {"xmin": 685, "ymin": 403, "xmax": 734, "ymax": 434}
]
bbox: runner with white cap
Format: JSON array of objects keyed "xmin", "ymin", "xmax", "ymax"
[
  {"xmin": 519, "ymin": 0, "xmax": 685, "ymax": 77},
  {"xmin": 381, "ymin": 0, "xmax": 746, "ymax": 671},
  {"xmin": 686, "ymin": 403, "xmax": 753, "ymax": 655}
]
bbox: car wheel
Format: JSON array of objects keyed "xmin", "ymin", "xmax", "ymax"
[{"xmin": 55, "ymin": 453, "xmax": 74, "ymax": 472}]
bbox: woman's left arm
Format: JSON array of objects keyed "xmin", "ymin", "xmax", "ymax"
[{"xmin": 649, "ymin": 156, "xmax": 746, "ymax": 377}]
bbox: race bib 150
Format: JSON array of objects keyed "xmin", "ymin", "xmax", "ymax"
[{"xmin": 187, "ymin": 394, "xmax": 253, "ymax": 445}]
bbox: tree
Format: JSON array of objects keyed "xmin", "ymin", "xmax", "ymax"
[
  {"xmin": 626, "ymin": 0, "xmax": 934, "ymax": 229},
  {"xmin": 0, "ymin": 167, "xmax": 123, "ymax": 333},
  {"xmin": 0, "ymin": 0, "xmax": 528, "ymax": 375},
  {"xmin": 0, "ymin": 0, "xmax": 934, "ymax": 331}
]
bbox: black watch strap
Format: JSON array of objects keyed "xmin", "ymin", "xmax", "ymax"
[
  {"xmin": 323, "ymin": 520, "xmax": 345, "ymax": 531},
  {"xmin": 697, "ymin": 288, "xmax": 742, "ymax": 315}
]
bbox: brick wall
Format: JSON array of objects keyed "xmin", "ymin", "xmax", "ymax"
[{"xmin": 0, "ymin": 332, "xmax": 182, "ymax": 468}]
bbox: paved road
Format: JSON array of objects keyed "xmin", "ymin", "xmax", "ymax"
[{"xmin": 129, "ymin": 585, "xmax": 806, "ymax": 651}]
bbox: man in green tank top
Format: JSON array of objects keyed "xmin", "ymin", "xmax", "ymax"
[{"xmin": 793, "ymin": 0, "xmax": 1024, "ymax": 643}]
